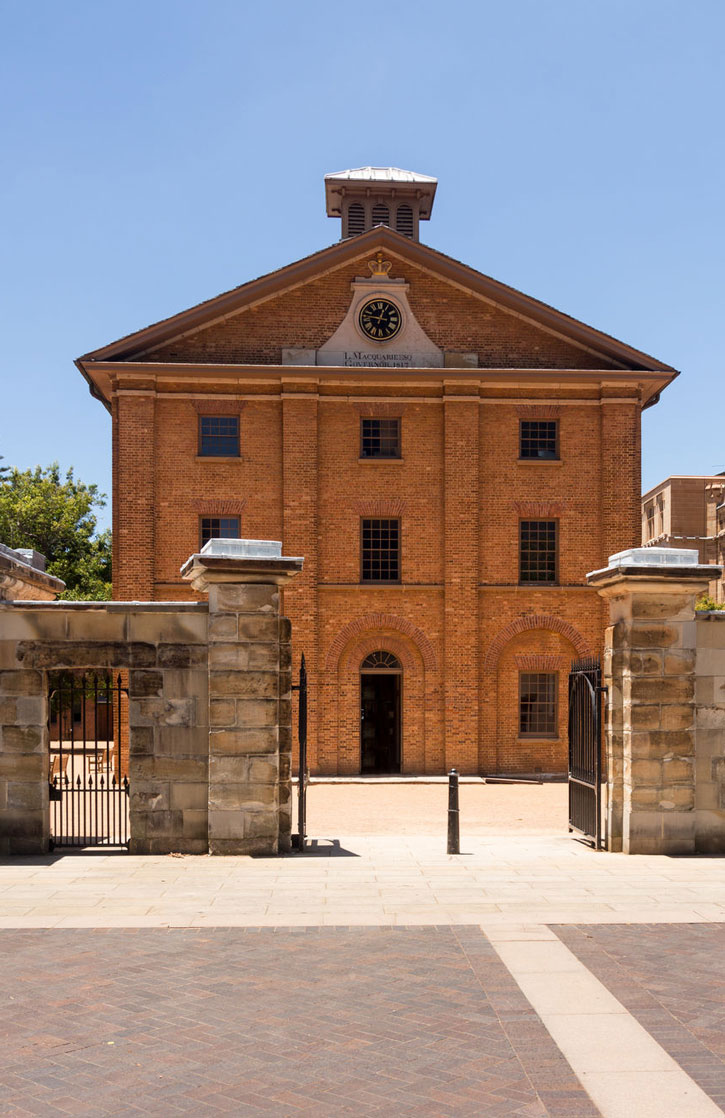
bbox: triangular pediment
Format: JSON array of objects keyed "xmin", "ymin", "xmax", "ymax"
[{"xmin": 77, "ymin": 227, "xmax": 676, "ymax": 379}]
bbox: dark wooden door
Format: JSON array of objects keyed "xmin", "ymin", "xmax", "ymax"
[{"xmin": 360, "ymin": 673, "xmax": 401, "ymax": 773}]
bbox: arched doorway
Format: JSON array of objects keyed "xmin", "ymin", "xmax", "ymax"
[{"xmin": 360, "ymin": 651, "xmax": 402, "ymax": 773}]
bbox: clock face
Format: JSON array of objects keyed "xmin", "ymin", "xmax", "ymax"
[{"xmin": 358, "ymin": 298, "xmax": 402, "ymax": 342}]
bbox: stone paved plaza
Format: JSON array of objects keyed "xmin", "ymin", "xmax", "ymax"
[{"xmin": 1, "ymin": 785, "xmax": 724, "ymax": 1116}]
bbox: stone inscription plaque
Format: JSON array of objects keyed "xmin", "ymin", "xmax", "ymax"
[{"xmin": 344, "ymin": 351, "xmax": 414, "ymax": 368}]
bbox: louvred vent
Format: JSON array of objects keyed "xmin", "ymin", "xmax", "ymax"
[
  {"xmin": 347, "ymin": 202, "xmax": 365, "ymax": 235},
  {"xmin": 396, "ymin": 204, "xmax": 414, "ymax": 237},
  {"xmin": 372, "ymin": 203, "xmax": 390, "ymax": 226}
]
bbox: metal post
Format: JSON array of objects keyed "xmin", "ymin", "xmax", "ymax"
[
  {"xmin": 292, "ymin": 654, "xmax": 307, "ymax": 852},
  {"xmin": 447, "ymin": 768, "xmax": 460, "ymax": 854}
]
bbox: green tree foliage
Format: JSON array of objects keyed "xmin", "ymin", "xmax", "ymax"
[
  {"xmin": 0, "ymin": 462, "xmax": 111, "ymax": 600},
  {"xmin": 695, "ymin": 593, "xmax": 725, "ymax": 611}
]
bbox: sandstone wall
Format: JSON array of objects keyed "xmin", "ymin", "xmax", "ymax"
[
  {"xmin": 592, "ymin": 562, "xmax": 725, "ymax": 854},
  {"xmin": 694, "ymin": 611, "xmax": 725, "ymax": 852},
  {"xmin": 0, "ymin": 591, "xmax": 294, "ymax": 856}
]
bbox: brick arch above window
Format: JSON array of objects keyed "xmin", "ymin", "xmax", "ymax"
[
  {"xmin": 483, "ymin": 615, "xmax": 590, "ymax": 673},
  {"xmin": 194, "ymin": 499, "xmax": 246, "ymax": 515},
  {"xmin": 326, "ymin": 613, "xmax": 437, "ymax": 673},
  {"xmin": 513, "ymin": 500, "xmax": 566, "ymax": 517},
  {"xmin": 352, "ymin": 499, "xmax": 407, "ymax": 516},
  {"xmin": 517, "ymin": 405, "xmax": 561, "ymax": 418},
  {"xmin": 192, "ymin": 400, "xmax": 245, "ymax": 415},
  {"xmin": 513, "ymin": 653, "xmax": 567, "ymax": 671},
  {"xmin": 353, "ymin": 403, "xmax": 408, "ymax": 418}
]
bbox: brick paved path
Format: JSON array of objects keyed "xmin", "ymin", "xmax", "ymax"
[
  {"xmin": 558, "ymin": 923, "xmax": 725, "ymax": 1112},
  {"xmin": 0, "ymin": 927, "xmax": 597, "ymax": 1117}
]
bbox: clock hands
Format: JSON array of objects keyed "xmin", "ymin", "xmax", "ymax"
[{"xmin": 359, "ymin": 299, "xmax": 400, "ymax": 340}]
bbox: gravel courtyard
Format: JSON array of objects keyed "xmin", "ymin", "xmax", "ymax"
[{"xmin": 300, "ymin": 779, "xmax": 569, "ymax": 838}]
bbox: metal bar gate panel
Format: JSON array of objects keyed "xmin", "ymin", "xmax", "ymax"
[
  {"xmin": 49, "ymin": 671, "xmax": 130, "ymax": 849},
  {"xmin": 568, "ymin": 656, "xmax": 603, "ymax": 849}
]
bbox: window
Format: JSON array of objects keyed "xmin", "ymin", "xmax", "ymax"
[
  {"xmin": 200, "ymin": 516, "xmax": 240, "ymax": 548},
  {"xmin": 519, "ymin": 520, "xmax": 558, "ymax": 584},
  {"xmin": 520, "ymin": 420, "xmax": 558, "ymax": 460},
  {"xmin": 646, "ymin": 504, "xmax": 655, "ymax": 540},
  {"xmin": 360, "ymin": 417, "xmax": 401, "ymax": 459},
  {"xmin": 519, "ymin": 672, "xmax": 558, "ymax": 737},
  {"xmin": 396, "ymin": 204, "xmax": 414, "ymax": 237},
  {"xmin": 360, "ymin": 651, "xmax": 402, "ymax": 670},
  {"xmin": 361, "ymin": 518, "xmax": 400, "ymax": 582},
  {"xmin": 199, "ymin": 415, "xmax": 239, "ymax": 457}
]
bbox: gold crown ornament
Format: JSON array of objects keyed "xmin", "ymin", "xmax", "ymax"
[{"xmin": 368, "ymin": 253, "xmax": 393, "ymax": 278}]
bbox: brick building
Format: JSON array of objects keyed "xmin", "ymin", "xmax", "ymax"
[
  {"xmin": 642, "ymin": 474, "xmax": 725, "ymax": 602},
  {"xmin": 77, "ymin": 167, "xmax": 677, "ymax": 776}
]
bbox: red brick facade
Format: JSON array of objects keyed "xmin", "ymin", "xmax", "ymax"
[{"xmin": 80, "ymin": 227, "xmax": 677, "ymax": 775}]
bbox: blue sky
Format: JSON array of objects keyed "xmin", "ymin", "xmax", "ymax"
[{"xmin": 2, "ymin": 0, "xmax": 723, "ymax": 531}]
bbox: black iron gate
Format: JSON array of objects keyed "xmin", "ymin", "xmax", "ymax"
[
  {"xmin": 48, "ymin": 671, "xmax": 130, "ymax": 849},
  {"xmin": 292, "ymin": 654, "xmax": 307, "ymax": 851},
  {"xmin": 568, "ymin": 656, "xmax": 603, "ymax": 849}
]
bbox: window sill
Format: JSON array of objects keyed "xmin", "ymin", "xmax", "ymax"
[
  {"xmin": 518, "ymin": 582, "xmax": 559, "ymax": 588},
  {"xmin": 517, "ymin": 458, "xmax": 562, "ymax": 465},
  {"xmin": 358, "ymin": 457, "xmax": 404, "ymax": 464},
  {"xmin": 195, "ymin": 455, "xmax": 243, "ymax": 463},
  {"xmin": 518, "ymin": 736, "xmax": 560, "ymax": 742},
  {"xmin": 360, "ymin": 581, "xmax": 402, "ymax": 586}
]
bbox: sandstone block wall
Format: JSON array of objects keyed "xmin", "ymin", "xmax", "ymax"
[
  {"xmin": 0, "ymin": 660, "xmax": 47, "ymax": 854},
  {"xmin": 0, "ymin": 603, "xmax": 209, "ymax": 855},
  {"xmin": 592, "ymin": 562, "xmax": 725, "ymax": 854},
  {"xmin": 607, "ymin": 589, "xmax": 697, "ymax": 854},
  {"xmin": 694, "ymin": 611, "xmax": 725, "ymax": 852},
  {"xmin": 0, "ymin": 588, "xmax": 294, "ymax": 856},
  {"xmin": 206, "ymin": 582, "xmax": 293, "ymax": 855}
]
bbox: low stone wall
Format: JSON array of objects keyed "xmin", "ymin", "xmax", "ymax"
[
  {"xmin": 0, "ymin": 543, "xmax": 301, "ymax": 857},
  {"xmin": 694, "ymin": 611, "xmax": 725, "ymax": 852},
  {"xmin": 0, "ymin": 602, "xmax": 210, "ymax": 855},
  {"xmin": 590, "ymin": 554, "xmax": 725, "ymax": 854}
]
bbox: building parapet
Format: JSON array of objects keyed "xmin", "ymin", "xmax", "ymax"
[{"xmin": 0, "ymin": 544, "xmax": 65, "ymax": 602}]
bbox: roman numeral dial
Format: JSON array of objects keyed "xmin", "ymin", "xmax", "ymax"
[{"xmin": 358, "ymin": 298, "xmax": 403, "ymax": 342}]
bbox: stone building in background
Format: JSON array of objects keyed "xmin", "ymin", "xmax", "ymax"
[
  {"xmin": 642, "ymin": 474, "xmax": 725, "ymax": 603},
  {"xmin": 76, "ymin": 167, "xmax": 678, "ymax": 777}
]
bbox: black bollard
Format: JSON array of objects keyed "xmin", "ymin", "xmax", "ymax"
[{"xmin": 447, "ymin": 769, "xmax": 460, "ymax": 854}]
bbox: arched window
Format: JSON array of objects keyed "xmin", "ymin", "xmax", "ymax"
[
  {"xmin": 371, "ymin": 203, "xmax": 390, "ymax": 227},
  {"xmin": 361, "ymin": 650, "xmax": 401, "ymax": 670},
  {"xmin": 347, "ymin": 202, "xmax": 365, "ymax": 236},
  {"xmin": 396, "ymin": 204, "xmax": 414, "ymax": 237}
]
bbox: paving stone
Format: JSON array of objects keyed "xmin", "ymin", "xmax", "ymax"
[
  {"xmin": 556, "ymin": 923, "xmax": 725, "ymax": 1110},
  {"xmin": 0, "ymin": 926, "xmax": 596, "ymax": 1116}
]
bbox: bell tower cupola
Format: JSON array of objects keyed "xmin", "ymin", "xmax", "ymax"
[{"xmin": 324, "ymin": 166, "xmax": 437, "ymax": 242}]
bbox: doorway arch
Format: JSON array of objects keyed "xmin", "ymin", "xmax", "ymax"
[{"xmin": 360, "ymin": 650, "xmax": 402, "ymax": 774}]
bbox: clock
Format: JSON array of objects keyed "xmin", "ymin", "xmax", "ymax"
[{"xmin": 358, "ymin": 298, "xmax": 402, "ymax": 342}]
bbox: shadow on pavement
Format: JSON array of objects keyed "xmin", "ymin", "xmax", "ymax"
[{"xmin": 254, "ymin": 838, "xmax": 360, "ymax": 859}]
